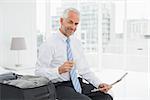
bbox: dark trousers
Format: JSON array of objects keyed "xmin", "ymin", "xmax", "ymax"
[{"xmin": 54, "ymin": 78, "xmax": 113, "ymax": 100}]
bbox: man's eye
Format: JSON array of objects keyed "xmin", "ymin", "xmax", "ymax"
[
  {"xmin": 68, "ymin": 21, "xmax": 73, "ymax": 24},
  {"xmin": 75, "ymin": 23, "xmax": 78, "ymax": 25}
]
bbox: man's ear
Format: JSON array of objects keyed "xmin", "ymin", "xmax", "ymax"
[{"xmin": 60, "ymin": 18, "xmax": 63, "ymax": 24}]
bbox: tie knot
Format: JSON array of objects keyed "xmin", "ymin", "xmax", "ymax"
[{"xmin": 66, "ymin": 38, "xmax": 70, "ymax": 44}]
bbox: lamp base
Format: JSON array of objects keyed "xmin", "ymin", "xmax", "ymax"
[{"xmin": 15, "ymin": 64, "xmax": 22, "ymax": 67}]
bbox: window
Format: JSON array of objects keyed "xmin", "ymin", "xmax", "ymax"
[{"xmin": 36, "ymin": 0, "xmax": 150, "ymax": 99}]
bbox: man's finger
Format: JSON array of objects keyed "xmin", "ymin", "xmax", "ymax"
[{"xmin": 68, "ymin": 61, "xmax": 75, "ymax": 64}]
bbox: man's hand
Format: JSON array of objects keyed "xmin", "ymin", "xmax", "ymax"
[
  {"xmin": 98, "ymin": 83, "xmax": 112, "ymax": 93},
  {"xmin": 58, "ymin": 61, "xmax": 74, "ymax": 74}
]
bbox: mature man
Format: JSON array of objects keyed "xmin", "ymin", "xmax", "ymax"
[{"xmin": 35, "ymin": 8, "xmax": 113, "ymax": 100}]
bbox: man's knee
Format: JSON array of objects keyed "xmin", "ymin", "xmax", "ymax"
[
  {"xmin": 68, "ymin": 93, "xmax": 92, "ymax": 100},
  {"xmin": 87, "ymin": 92, "xmax": 113, "ymax": 100},
  {"xmin": 79, "ymin": 94, "xmax": 92, "ymax": 100},
  {"xmin": 105, "ymin": 94, "xmax": 113, "ymax": 100},
  {"xmin": 56, "ymin": 94, "xmax": 91, "ymax": 100},
  {"xmin": 55, "ymin": 86, "xmax": 92, "ymax": 100}
]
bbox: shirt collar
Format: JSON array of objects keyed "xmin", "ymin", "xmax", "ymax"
[{"xmin": 57, "ymin": 29, "xmax": 73, "ymax": 42}]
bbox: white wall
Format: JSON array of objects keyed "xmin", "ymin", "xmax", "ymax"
[
  {"xmin": 0, "ymin": 6, "xmax": 4, "ymax": 66},
  {"xmin": 0, "ymin": 0, "xmax": 37, "ymax": 67}
]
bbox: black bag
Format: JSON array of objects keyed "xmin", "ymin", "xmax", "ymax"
[{"xmin": 0, "ymin": 73, "xmax": 56, "ymax": 100}]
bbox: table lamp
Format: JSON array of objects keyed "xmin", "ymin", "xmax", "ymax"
[{"xmin": 10, "ymin": 37, "xmax": 27, "ymax": 67}]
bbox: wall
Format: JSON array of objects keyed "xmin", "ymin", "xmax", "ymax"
[
  {"xmin": 0, "ymin": 6, "xmax": 4, "ymax": 66},
  {"xmin": 0, "ymin": 0, "xmax": 37, "ymax": 67}
]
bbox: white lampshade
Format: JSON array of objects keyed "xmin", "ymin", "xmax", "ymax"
[{"xmin": 10, "ymin": 37, "xmax": 27, "ymax": 50}]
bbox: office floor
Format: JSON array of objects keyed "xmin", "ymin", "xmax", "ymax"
[{"xmin": 95, "ymin": 69, "xmax": 150, "ymax": 100}]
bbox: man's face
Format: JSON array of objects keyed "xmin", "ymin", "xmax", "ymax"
[{"xmin": 60, "ymin": 11, "xmax": 79, "ymax": 37}]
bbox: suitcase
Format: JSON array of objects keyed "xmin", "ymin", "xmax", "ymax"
[{"xmin": 0, "ymin": 73, "xmax": 56, "ymax": 100}]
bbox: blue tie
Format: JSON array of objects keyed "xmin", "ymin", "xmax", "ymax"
[{"xmin": 66, "ymin": 38, "xmax": 82, "ymax": 93}]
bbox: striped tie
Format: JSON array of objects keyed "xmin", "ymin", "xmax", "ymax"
[{"xmin": 66, "ymin": 38, "xmax": 82, "ymax": 93}]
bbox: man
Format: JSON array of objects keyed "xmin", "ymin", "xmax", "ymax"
[{"xmin": 35, "ymin": 8, "xmax": 113, "ymax": 100}]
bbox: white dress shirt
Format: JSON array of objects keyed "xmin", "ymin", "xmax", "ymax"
[{"xmin": 35, "ymin": 30, "xmax": 102, "ymax": 88}]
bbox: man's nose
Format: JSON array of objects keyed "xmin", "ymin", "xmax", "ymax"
[{"xmin": 71, "ymin": 24, "xmax": 76, "ymax": 29}]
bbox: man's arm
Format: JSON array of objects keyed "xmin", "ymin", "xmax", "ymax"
[
  {"xmin": 74, "ymin": 40, "xmax": 102, "ymax": 88},
  {"xmin": 35, "ymin": 42, "xmax": 60, "ymax": 80}
]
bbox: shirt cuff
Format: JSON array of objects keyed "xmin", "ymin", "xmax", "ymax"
[
  {"xmin": 92, "ymin": 79, "xmax": 102, "ymax": 88},
  {"xmin": 44, "ymin": 67, "xmax": 61, "ymax": 80},
  {"xmin": 52, "ymin": 67, "xmax": 61, "ymax": 77}
]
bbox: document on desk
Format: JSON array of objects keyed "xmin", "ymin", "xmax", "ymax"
[{"xmin": 91, "ymin": 72, "xmax": 128, "ymax": 92}]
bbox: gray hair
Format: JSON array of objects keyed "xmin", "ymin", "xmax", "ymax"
[{"xmin": 62, "ymin": 8, "xmax": 80, "ymax": 19}]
